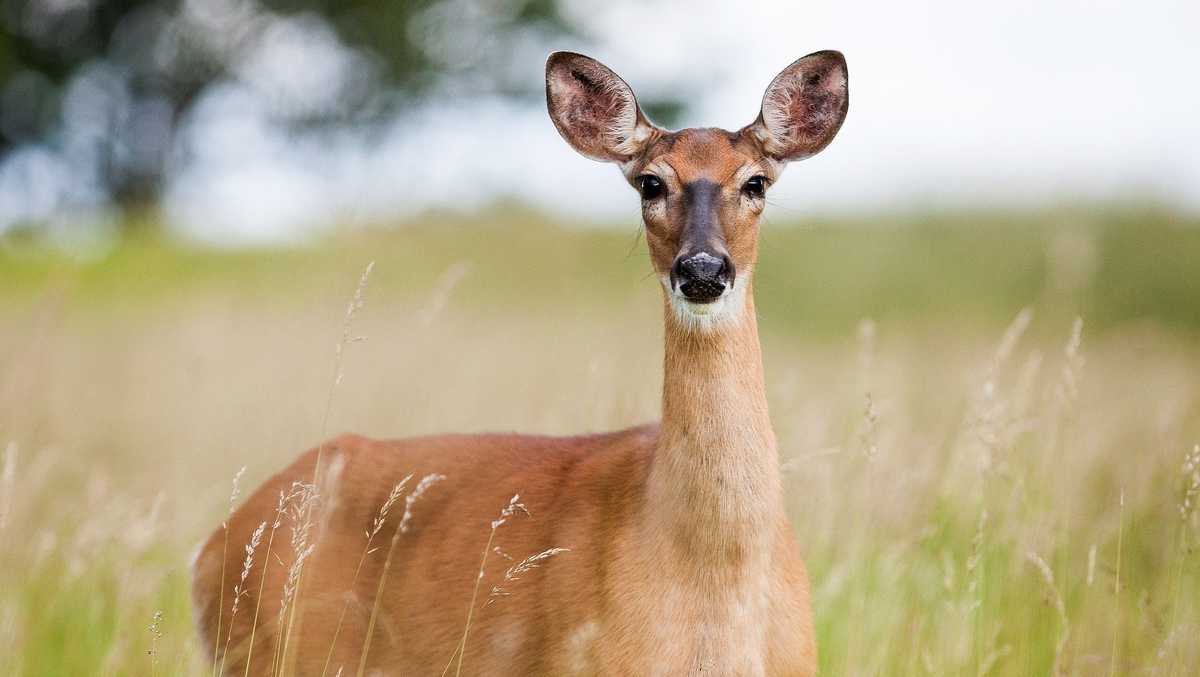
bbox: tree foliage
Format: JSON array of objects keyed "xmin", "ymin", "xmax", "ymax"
[{"xmin": 0, "ymin": 0, "xmax": 580, "ymax": 211}]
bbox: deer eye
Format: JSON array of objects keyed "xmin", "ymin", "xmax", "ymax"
[
  {"xmin": 637, "ymin": 175, "xmax": 664, "ymax": 200},
  {"xmin": 742, "ymin": 175, "xmax": 768, "ymax": 198}
]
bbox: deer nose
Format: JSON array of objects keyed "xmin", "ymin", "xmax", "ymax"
[{"xmin": 672, "ymin": 252, "xmax": 733, "ymax": 303}]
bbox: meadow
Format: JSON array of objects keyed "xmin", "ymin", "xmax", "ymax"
[{"xmin": 1, "ymin": 206, "xmax": 1198, "ymax": 675}]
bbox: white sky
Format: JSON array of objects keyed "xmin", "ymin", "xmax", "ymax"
[{"xmin": 6, "ymin": 0, "xmax": 1198, "ymax": 244}]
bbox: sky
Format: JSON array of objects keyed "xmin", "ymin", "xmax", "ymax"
[{"xmin": 3, "ymin": 0, "xmax": 1198, "ymax": 244}]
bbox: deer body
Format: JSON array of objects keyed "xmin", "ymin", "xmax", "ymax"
[{"xmin": 193, "ymin": 49, "xmax": 848, "ymax": 676}]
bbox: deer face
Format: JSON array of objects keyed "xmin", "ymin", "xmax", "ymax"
[{"xmin": 546, "ymin": 50, "xmax": 848, "ymax": 329}]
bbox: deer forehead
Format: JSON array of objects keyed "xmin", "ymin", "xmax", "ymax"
[{"xmin": 639, "ymin": 128, "xmax": 762, "ymax": 185}]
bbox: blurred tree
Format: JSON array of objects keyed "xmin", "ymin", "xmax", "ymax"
[{"xmin": 1, "ymin": 0, "xmax": 682, "ymax": 230}]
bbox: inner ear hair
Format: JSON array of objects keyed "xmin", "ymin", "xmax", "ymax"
[
  {"xmin": 749, "ymin": 50, "xmax": 849, "ymax": 162},
  {"xmin": 546, "ymin": 51, "xmax": 658, "ymax": 164}
]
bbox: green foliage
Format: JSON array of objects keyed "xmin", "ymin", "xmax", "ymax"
[
  {"xmin": 0, "ymin": 0, "xmax": 584, "ymax": 207},
  {"xmin": 4, "ymin": 207, "xmax": 1198, "ymax": 335}
]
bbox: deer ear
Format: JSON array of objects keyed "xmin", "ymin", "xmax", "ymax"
[
  {"xmin": 546, "ymin": 52, "xmax": 658, "ymax": 164},
  {"xmin": 748, "ymin": 50, "xmax": 849, "ymax": 162}
]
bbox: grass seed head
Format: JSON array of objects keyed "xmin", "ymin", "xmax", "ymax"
[{"xmin": 399, "ymin": 473, "xmax": 446, "ymax": 534}]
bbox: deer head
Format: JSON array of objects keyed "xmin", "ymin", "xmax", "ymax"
[{"xmin": 546, "ymin": 50, "xmax": 849, "ymax": 331}]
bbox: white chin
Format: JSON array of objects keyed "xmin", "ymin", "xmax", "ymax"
[
  {"xmin": 658, "ymin": 270, "xmax": 751, "ymax": 332},
  {"xmin": 679, "ymin": 296, "xmax": 725, "ymax": 317},
  {"xmin": 668, "ymin": 288, "xmax": 745, "ymax": 331}
]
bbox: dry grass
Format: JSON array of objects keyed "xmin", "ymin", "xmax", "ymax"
[{"xmin": 1, "ymin": 213, "xmax": 1198, "ymax": 675}]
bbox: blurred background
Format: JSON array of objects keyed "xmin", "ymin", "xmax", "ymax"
[
  {"xmin": 2, "ymin": 1, "xmax": 1199, "ymax": 675},
  {"xmin": 1, "ymin": 0, "xmax": 1198, "ymax": 245}
]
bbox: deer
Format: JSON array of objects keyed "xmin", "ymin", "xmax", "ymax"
[{"xmin": 191, "ymin": 49, "xmax": 848, "ymax": 676}]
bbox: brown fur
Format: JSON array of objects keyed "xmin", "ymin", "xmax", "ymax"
[{"xmin": 193, "ymin": 50, "xmax": 848, "ymax": 676}]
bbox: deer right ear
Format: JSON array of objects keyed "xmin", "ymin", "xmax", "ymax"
[
  {"xmin": 749, "ymin": 50, "xmax": 849, "ymax": 162},
  {"xmin": 546, "ymin": 52, "xmax": 658, "ymax": 164}
]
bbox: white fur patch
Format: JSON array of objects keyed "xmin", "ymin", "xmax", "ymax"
[
  {"xmin": 566, "ymin": 620, "xmax": 600, "ymax": 674},
  {"xmin": 491, "ymin": 619, "xmax": 526, "ymax": 660},
  {"xmin": 660, "ymin": 267, "xmax": 752, "ymax": 333}
]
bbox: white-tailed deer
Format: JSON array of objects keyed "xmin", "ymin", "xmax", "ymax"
[{"xmin": 192, "ymin": 49, "xmax": 848, "ymax": 676}]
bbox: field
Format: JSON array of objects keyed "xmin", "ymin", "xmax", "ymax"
[{"xmin": 1, "ymin": 207, "xmax": 1199, "ymax": 675}]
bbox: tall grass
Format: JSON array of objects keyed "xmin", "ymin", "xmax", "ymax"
[{"xmin": 1, "ymin": 209, "xmax": 1198, "ymax": 674}]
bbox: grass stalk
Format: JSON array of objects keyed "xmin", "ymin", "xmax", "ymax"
[
  {"xmin": 321, "ymin": 475, "xmax": 411, "ymax": 677},
  {"xmin": 280, "ymin": 261, "xmax": 375, "ymax": 676},
  {"xmin": 1108, "ymin": 489, "xmax": 1124, "ymax": 677},
  {"xmin": 355, "ymin": 474, "xmax": 443, "ymax": 677},
  {"xmin": 213, "ymin": 466, "xmax": 246, "ymax": 676},
  {"xmin": 220, "ymin": 521, "xmax": 266, "ymax": 677},
  {"xmin": 439, "ymin": 495, "xmax": 526, "ymax": 677},
  {"xmin": 243, "ymin": 493, "xmax": 288, "ymax": 676}
]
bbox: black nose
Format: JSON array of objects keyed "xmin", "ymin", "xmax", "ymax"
[{"xmin": 673, "ymin": 252, "xmax": 732, "ymax": 303}]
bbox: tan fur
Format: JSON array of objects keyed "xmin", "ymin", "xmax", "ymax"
[{"xmin": 193, "ymin": 51, "xmax": 849, "ymax": 676}]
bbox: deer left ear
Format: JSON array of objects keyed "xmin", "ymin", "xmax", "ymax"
[
  {"xmin": 748, "ymin": 50, "xmax": 849, "ymax": 162},
  {"xmin": 546, "ymin": 51, "xmax": 659, "ymax": 164}
]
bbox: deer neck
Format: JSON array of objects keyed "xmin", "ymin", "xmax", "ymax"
[{"xmin": 644, "ymin": 282, "xmax": 783, "ymax": 572}]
